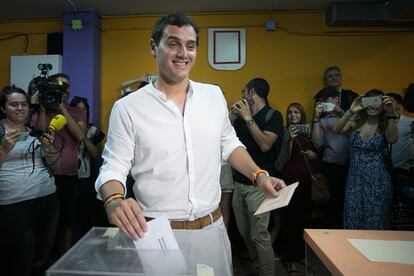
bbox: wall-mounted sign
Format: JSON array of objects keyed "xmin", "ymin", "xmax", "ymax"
[{"xmin": 208, "ymin": 28, "xmax": 246, "ymax": 70}]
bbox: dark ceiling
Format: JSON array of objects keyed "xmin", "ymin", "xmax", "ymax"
[{"xmin": 0, "ymin": 0, "xmax": 388, "ymax": 20}]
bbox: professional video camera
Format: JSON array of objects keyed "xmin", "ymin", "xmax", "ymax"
[{"xmin": 27, "ymin": 63, "xmax": 68, "ymax": 110}]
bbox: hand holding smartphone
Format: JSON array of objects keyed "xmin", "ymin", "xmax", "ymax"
[
  {"xmin": 362, "ymin": 96, "xmax": 382, "ymax": 107},
  {"xmin": 244, "ymin": 96, "xmax": 255, "ymax": 107},
  {"xmin": 294, "ymin": 124, "xmax": 310, "ymax": 136},
  {"xmin": 320, "ymin": 102, "xmax": 335, "ymax": 112}
]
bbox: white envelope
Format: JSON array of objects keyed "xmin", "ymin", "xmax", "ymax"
[
  {"xmin": 133, "ymin": 215, "xmax": 180, "ymax": 250},
  {"xmin": 254, "ymin": 182, "xmax": 299, "ymax": 215}
]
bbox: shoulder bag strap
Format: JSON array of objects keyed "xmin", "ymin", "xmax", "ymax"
[
  {"xmin": 295, "ymin": 137, "xmax": 314, "ymax": 176},
  {"xmin": 265, "ymin": 108, "xmax": 275, "ymax": 123}
]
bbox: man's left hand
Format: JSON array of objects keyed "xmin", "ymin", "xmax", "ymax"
[
  {"xmin": 256, "ymin": 174, "xmax": 286, "ymax": 197},
  {"xmin": 232, "ymin": 99, "xmax": 252, "ymax": 121}
]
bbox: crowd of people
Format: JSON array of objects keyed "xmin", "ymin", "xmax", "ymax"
[
  {"xmin": 0, "ymin": 11, "xmax": 413, "ymax": 276},
  {"xmin": 223, "ymin": 67, "xmax": 414, "ymax": 275},
  {"xmin": 0, "ymin": 75, "xmax": 106, "ymax": 276}
]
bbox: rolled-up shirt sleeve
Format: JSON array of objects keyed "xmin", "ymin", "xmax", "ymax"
[
  {"xmin": 95, "ymin": 101, "xmax": 135, "ymax": 197},
  {"xmin": 218, "ymin": 91, "xmax": 245, "ymax": 161}
]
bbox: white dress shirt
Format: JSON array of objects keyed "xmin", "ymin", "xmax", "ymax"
[{"xmin": 95, "ymin": 80, "xmax": 243, "ymax": 220}]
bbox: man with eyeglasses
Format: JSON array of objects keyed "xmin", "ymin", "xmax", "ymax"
[
  {"xmin": 317, "ymin": 66, "xmax": 358, "ymax": 111},
  {"xmin": 230, "ymin": 78, "xmax": 284, "ymax": 276}
]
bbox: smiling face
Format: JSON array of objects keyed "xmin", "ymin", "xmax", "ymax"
[
  {"xmin": 151, "ymin": 25, "xmax": 197, "ymax": 85},
  {"xmin": 366, "ymin": 104, "xmax": 383, "ymax": 117},
  {"xmin": 287, "ymin": 106, "xmax": 302, "ymax": 125},
  {"xmin": 1, "ymin": 92, "xmax": 29, "ymax": 125},
  {"xmin": 324, "ymin": 68, "xmax": 342, "ymax": 88}
]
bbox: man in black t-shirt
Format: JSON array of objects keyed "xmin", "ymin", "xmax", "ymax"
[{"xmin": 230, "ymin": 78, "xmax": 283, "ymax": 276}]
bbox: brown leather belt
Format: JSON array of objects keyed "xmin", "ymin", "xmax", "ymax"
[{"xmin": 169, "ymin": 207, "xmax": 222, "ymax": 230}]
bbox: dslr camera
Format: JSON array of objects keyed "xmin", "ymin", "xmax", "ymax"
[{"xmin": 27, "ymin": 64, "xmax": 68, "ymax": 110}]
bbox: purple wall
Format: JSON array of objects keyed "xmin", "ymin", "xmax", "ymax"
[{"xmin": 63, "ymin": 11, "xmax": 101, "ymax": 126}]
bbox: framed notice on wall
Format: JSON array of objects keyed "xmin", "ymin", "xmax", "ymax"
[{"xmin": 208, "ymin": 28, "xmax": 246, "ymax": 70}]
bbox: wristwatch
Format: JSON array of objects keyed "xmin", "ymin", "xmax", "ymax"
[{"xmin": 246, "ymin": 119, "xmax": 254, "ymax": 126}]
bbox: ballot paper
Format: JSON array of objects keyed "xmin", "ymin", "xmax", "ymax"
[
  {"xmin": 133, "ymin": 215, "xmax": 180, "ymax": 250},
  {"xmin": 133, "ymin": 215, "xmax": 187, "ymax": 275},
  {"xmin": 254, "ymin": 182, "xmax": 299, "ymax": 215},
  {"xmin": 348, "ymin": 239, "xmax": 414, "ymax": 265}
]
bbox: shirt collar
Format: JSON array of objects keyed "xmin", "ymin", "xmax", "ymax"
[{"xmin": 148, "ymin": 80, "xmax": 194, "ymax": 101}]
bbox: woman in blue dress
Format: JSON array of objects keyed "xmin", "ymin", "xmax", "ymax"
[{"xmin": 333, "ymin": 89, "xmax": 398, "ymax": 229}]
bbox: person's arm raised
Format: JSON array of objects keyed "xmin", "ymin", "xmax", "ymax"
[
  {"xmin": 232, "ymin": 100, "xmax": 278, "ymax": 152},
  {"xmin": 333, "ymin": 96, "xmax": 363, "ymax": 133}
]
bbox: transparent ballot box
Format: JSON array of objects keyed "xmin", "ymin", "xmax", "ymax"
[{"xmin": 47, "ymin": 227, "xmax": 232, "ymax": 276}]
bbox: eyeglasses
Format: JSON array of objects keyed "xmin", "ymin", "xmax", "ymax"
[
  {"xmin": 325, "ymin": 72, "xmax": 341, "ymax": 79},
  {"xmin": 241, "ymin": 88, "xmax": 249, "ymax": 95}
]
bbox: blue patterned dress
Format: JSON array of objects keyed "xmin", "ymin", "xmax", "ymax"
[{"xmin": 343, "ymin": 130, "xmax": 393, "ymax": 229}]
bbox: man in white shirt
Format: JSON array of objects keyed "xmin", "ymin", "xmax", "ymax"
[{"xmin": 95, "ymin": 12, "xmax": 286, "ymax": 247}]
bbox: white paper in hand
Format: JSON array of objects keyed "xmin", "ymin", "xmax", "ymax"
[
  {"xmin": 254, "ymin": 182, "xmax": 299, "ymax": 215},
  {"xmin": 133, "ymin": 215, "xmax": 180, "ymax": 250}
]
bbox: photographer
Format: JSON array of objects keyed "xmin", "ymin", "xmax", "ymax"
[
  {"xmin": 277, "ymin": 103, "xmax": 317, "ymax": 274},
  {"xmin": 333, "ymin": 89, "xmax": 397, "ymax": 230},
  {"xmin": 312, "ymin": 87, "xmax": 351, "ymax": 229},
  {"xmin": 30, "ymin": 73, "xmax": 87, "ymax": 256},
  {"xmin": 0, "ymin": 85, "xmax": 60, "ymax": 276}
]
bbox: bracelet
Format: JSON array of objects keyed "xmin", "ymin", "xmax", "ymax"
[
  {"xmin": 251, "ymin": 169, "xmax": 269, "ymax": 186},
  {"xmin": 313, "ymin": 120, "xmax": 319, "ymax": 123},
  {"xmin": 104, "ymin": 198, "xmax": 124, "ymax": 209},
  {"xmin": 103, "ymin": 193, "xmax": 125, "ymax": 209}
]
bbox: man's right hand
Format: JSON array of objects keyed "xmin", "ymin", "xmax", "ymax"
[{"xmin": 105, "ymin": 198, "xmax": 148, "ymax": 240}]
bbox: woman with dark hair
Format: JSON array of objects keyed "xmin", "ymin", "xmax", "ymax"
[
  {"xmin": 333, "ymin": 89, "xmax": 398, "ymax": 229},
  {"xmin": 277, "ymin": 102, "xmax": 317, "ymax": 275},
  {"xmin": 0, "ymin": 85, "xmax": 60, "ymax": 276}
]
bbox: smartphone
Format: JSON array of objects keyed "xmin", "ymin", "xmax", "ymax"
[
  {"xmin": 362, "ymin": 96, "xmax": 382, "ymax": 107},
  {"xmin": 17, "ymin": 132, "xmax": 29, "ymax": 142},
  {"xmin": 294, "ymin": 124, "xmax": 310, "ymax": 136},
  {"xmin": 244, "ymin": 96, "xmax": 255, "ymax": 107},
  {"xmin": 320, "ymin": 102, "xmax": 335, "ymax": 112}
]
